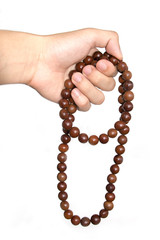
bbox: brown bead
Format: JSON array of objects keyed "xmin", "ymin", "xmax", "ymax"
[
  {"xmin": 106, "ymin": 183, "xmax": 115, "ymax": 193},
  {"xmin": 57, "ymin": 172, "xmax": 67, "ymax": 182},
  {"xmin": 61, "ymin": 89, "xmax": 71, "ymax": 99},
  {"xmin": 67, "ymin": 104, "xmax": 77, "ymax": 114},
  {"xmin": 69, "ymin": 127, "xmax": 80, "ymax": 138},
  {"xmin": 64, "ymin": 79, "xmax": 74, "ymax": 89},
  {"xmin": 118, "ymin": 95, "xmax": 124, "ymax": 104},
  {"xmin": 104, "ymin": 201, "xmax": 114, "ymax": 211},
  {"xmin": 69, "ymin": 97, "xmax": 75, "ymax": 104},
  {"xmin": 59, "ymin": 109, "xmax": 69, "ymax": 119},
  {"xmin": 71, "ymin": 215, "xmax": 81, "ymax": 225},
  {"xmin": 107, "ymin": 174, "xmax": 117, "ymax": 183},
  {"xmin": 57, "ymin": 182, "xmax": 67, "ymax": 191},
  {"xmin": 108, "ymin": 128, "xmax": 117, "ymax": 138},
  {"xmin": 121, "ymin": 112, "xmax": 131, "ymax": 122},
  {"xmin": 100, "ymin": 55, "xmax": 108, "ymax": 60},
  {"xmin": 99, "ymin": 209, "xmax": 108, "ymax": 218},
  {"xmin": 69, "ymin": 70, "xmax": 77, "ymax": 79},
  {"xmin": 119, "ymin": 105, "xmax": 125, "ymax": 113},
  {"xmin": 104, "ymin": 52, "xmax": 110, "ymax": 59},
  {"xmin": 114, "ymin": 121, "xmax": 126, "ymax": 130},
  {"xmin": 122, "ymin": 101, "xmax": 133, "ymax": 112},
  {"xmin": 57, "ymin": 153, "xmax": 67, "ymax": 162},
  {"xmin": 67, "ymin": 114, "xmax": 75, "ymax": 122},
  {"xmin": 110, "ymin": 164, "xmax": 120, "ymax": 174},
  {"xmin": 58, "ymin": 191, "xmax": 68, "ymax": 201},
  {"xmin": 123, "ymin": 80, "xmax": 133, "ymax": 91},
  {"xmin": 61, "ymin": 134, "xmax": 71, "ymax": 144},
  {"xmin": 114, "ymin": 155, "xmax": 123, "ymax": 164},
  {"xmin": 59, "ymin": 99, "xmax": 69, "ymax": 108},
  {"xmin": 91, "ymin": 60, "xmax": 97, "ymax": 67},
  {"xmin": 105, "ymin": 193, "xmax": 115, "ymax": 202},
  {"xmin": 57, "ymin": 163, "xmax": 67, "ymax": 172},
  {"xmin": 78, "ymin": 133, "xmax": 88, "ymax": 143},
  {"xmin": 63, "ymin": 128, "xmax": 69, "ymax": 134},
  {"xmin": 115, "ymin": 145, "xmax": 125, "ymax": 155},
  {"xmin": 64, "ymin": 210, "xmax": 73, "ymax": 219},
  {"xmin": 62, "ymin": 119, "xmax": 72, "ymax": 130},
  {"xmin": 76, "ymin": 62, "xmax": 86, "ymax": 72},
  {"xmin": 60, "ymin": 201, "xmax": 69, "ymax": 210},
  {"xmin": 83, "ymin": 56, "xmax": 93, "ymax": 65},
  {"xmin": 93, "ymin": 51, "xmax": 102, "ymax": 60},
  {"xmin": 118, "ymin": 135, "xmax": 127, "ymax": 145},
  {"xmin": 91, "ymin": 214, "xmax": 101, "ymax": 225},
  {"xmin": 122, "ymin": 70, "xmax": 132, "ymax": 80},
  {"xmin": 58, "ymin": 143, "xmax": 69, "ymax": 153},
  {"xmin": 119, "ymin": 125, "xmax": 130, "ymax": 135},
  {"xmin": 81, "ymin": 217, "xmax": 90, "ymax": 227},
  {"xmin": 119, "ymin": 75, "xmax": 125, "ymax": 83},
  {"xmin": 89, "ymin": 135, "xmax": 99, "ymax": 145},
  {"xmin": 118, "ymin": 85, "xmax": 125, "ymax": 94},
  {"xmin": 99, "ymin": 134, "xmax": 109, "ymax": 144},
  {"xmin": 123, "ymin": 91, "xmax": 134, "ymax": 101},
  {"xmin": 109, "ymin": 56, "xmax": 119, "ymax": 65},
  {"xmin": 117, "ymin": 61, "xmax": 128, "ymax": 73}
]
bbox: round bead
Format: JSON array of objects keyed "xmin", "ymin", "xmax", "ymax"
[
  {"xmin": 64, "ymin": 79, "xmax": 74, "ymax": 89},
  {"xmin": 61, "ymin": 89, "xmax": 71, "ymax": 99},
  {"xmin": 119, "ymin": 125, "xmax": 130, "ymax": 135},
  {"xmin": 121, "ymin": 112, "xmax": 131, "ymax": 123},
  {"xmin": 119, "ymin": 105, "xmax": 125, "ymax": 113},
  {"xmin": 78, "ymin": 133, "xmax": 88, "ymax": 143},
  {"xmin": 119, "ymin": 75, "xmax": 125, "ymax": 83},
  {"xmin": 89, "ymin": 135, "xmax": 99, "ymax": 145},
  {"xmin": 69, "ymin": 70, "xmax": 77, "ymax": 79},
  {"xmin": 57, "ymin": 182, "xmax": 67, "ymax": 191},
  {"xmin": 83, "ymin": 56, "xmax": 93, "ymax": 65},
  {"xmin": 118, "ymin": 135, "xmax": 127, "ymax": 145},
  {"xmin": 105, "ymin": 193, "xmax": 115, "ymax": 202},
  {"xmin": 57, "ymin": 162, "xmax": 67, "ymax": 172},
  {"xmin": 114, "ymin": 121, "xmax": 126, "ymax": 130},
  {"xmin": 61, "ymin": 134, "xmax": 71, "ymax": 144},
  {"xmin": 91, "ymin": 60, "xmax": 97, "ymax": 67},
  {"xmin": 115, "ymin": 145, "xmax": 125, "ymax": 155},
  {"xmin": 109, "ymin": 56, "xmax": 119, "ymax": 65},
  {"xmin": 117, "ymin": 61, "xmax": 128, "ymax": 73},
  {"xmin": 100, "ymin": 55, "xmax": 108, "ymax": 60},
  {"xmin": 59, "ymin": 109, "xmax": 69, "ymax": 119},
  {"xmin": 114, "ymin": 155, "xmax": 123, "ymax": 164},
  {"xmin": 69, "ymin": 127, "xmax": 80, "ymax": 138},
  {"xmin": 59, "ymin": 99, "xmax": 69, "ymax": 108},
  {"xmin": 123, "ymin": 80, "xmax": 133, "ymax": 91},
  {"xmin": 118, "ymin": 95, "xmax": 124, "ymax": 104},
  {"xmin": 106, "ymin": 183, "xmax": 115, "ymax": 193},
  {"xmin": 76, "ymin": 62, "xmax": 86, "ymax": 72},
  {"xmin": 63, "ymin": 128, "xmax": 69, "ymax": 134},
  {"xmin": 108, "ymin": 128, "xmax": 117, "ymax": 138},
  {"xmin": 62, "ymin": 119, "xmax": 72, "ymax": 130},
  {"xmin": 69, "ymin": 97, "xmax": 75, "ymax": 104},
  {"xmin": 57, "ymin": 172, "xmax": 67, "ymax": 182},
  {"xmin": 122, "ymin": 70, "xmax": 132, "ymax": 80},
  {"xmin": 60, "ymin": 201, "xmax": 69, "ymax": 210},
  {"xmin": 104, "ymin": 52, "xmax": 110, "ymax": 59},
  {"xmin": 57, "ymin": 153, "xmax": 67, "ymax": 162},
  {"xmin": 122, "ymin": 101, "xmax": 133, "ymax": 112},
  {"xmin": 68, "ymin": 114, "xmax": 75, "ymax": 122},
  {"xmin": 91, "ymin": 214, "xmax": 101, "ymax": 225},
  {"xmin": 123, "ymin": 91, "xmax": 134, "ymax": 101},
  {"xmin": 99, "ymin": 209, "xmax": 108, "ymax": 218},
  {"xmin": 104, "ymin": 201, "xmax": 114, "ymax": 211},
  {"xmin": 99, "ymin": 134, "xmax": 109, "ymax": 144},
  {"xmin": 58, "ymin": 143, "xmax": 69, "ymax": 153},
  {"xmin": 93, "ymin": 51, "xmax": 102, "ymax": 60},
  {"xmin": 81, "ymin": 217, "xmax": 90, "ymax": 227},
  {"xmin": 107, "ymin": 174, "xmax": 117, "ymax": 183},
  {"xmin": 67, "ymin": 104, "xmax": 77, "ymax": 114},
  {"xmin": 64, "ymin": 210, "xmax": 73, "ymax": 219},
  {"xmin": 118, "ymin": 85, "xmax": 125, "ymax": 94},
  {"xmin": 110, "ymin": 164, "xmax": 120, "ymax": 174},
  {"xmin": 71, "ymin": 215, "xmax": 81, "ymax": 225},
  {"xmin": 58, "ymin": 191, "xmax": 68, "ymax": 201}
]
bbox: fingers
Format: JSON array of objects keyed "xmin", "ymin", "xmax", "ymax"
[{"xmin": 71, "ymin": 88, "xmax": 91, "ymax": 111}]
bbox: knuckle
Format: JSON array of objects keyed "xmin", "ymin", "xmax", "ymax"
[{"xmin": 111, "ymin": 31, "xmax": 119, "ymax": 39}]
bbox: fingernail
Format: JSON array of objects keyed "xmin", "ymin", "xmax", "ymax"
[
  {"xmin": 72, "ymin": 88, "xmax": 80, "ymax": 98},
  {"xmin": 98, "ymin": 61, "xmax": 107, "ymax": 71},
  {"xmin": 83, "ymin": 66, "xmax": 92, "ymax": 75},
  {"xmin": 73, "ymin": 73, "xmax": 82, "ymax": 83}
]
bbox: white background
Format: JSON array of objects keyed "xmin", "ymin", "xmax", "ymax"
[{"xmin": 0, "ymin": 0, "xmax": 160, "ymax": 239}]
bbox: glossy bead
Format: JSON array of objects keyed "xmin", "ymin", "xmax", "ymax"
[
  {"xmin": 71, "ymin": 215, "xmax": 81, "ymax": 225},
  {"xmin": 89, "ymin": 135, "xmax": 99, "ymax": 145},
  {"xmin": 99, "ymin": 209, "xmax": 108, "ymax": 218},
  {"xmin": 83, "ymin": 56, "xmax": 93, "ymax": 65},
  {"xmin": 105, "ymin": 193, "xmax": 115, "ymax": 202},
  {"xmin": 59, "ymin": 143, "xmax": 69, "ymax": 153},
  {"xmin": 78, "ymin": 133, "xmax": 88, "ymax": 143},
  {"xmin": 58, "ymin": 191, "xmax": 68, "ymax": 201},
  {"xmin": 70, "ymin": 127, "xmax": 80, "ymax": 138},
  {"xmin": 57, "ymin": 172, "xmax": 67, "ymax": 182},
  {"xmin": 76, "ymin": 62, "xmax": 85, "ymax": 72},
  {"xmin": 119, "ymin": 75, "xmax": 125, "ymax": 83},
  {"xmin": 118, "ymin": 85, "xmax": 125, "ymax": 94},
  {"xmin": 104, "ymin": 52, "xmax": 110, "ymax": 59},
  {"xmin": 115, "ymin": 145, "xmax": 125, "ymax": 155},
  {"xmin": 68, "ymin": 104, "xmax": 77, "ymax": 114},
  {"xmin": 64, "ymin": 79, "xmax": 74, "ymax": 89},
  {"xmin": 100, "ymin": 55, "xmax": 108, "ymax": 60},
  {"xmin": 109, "ymin": 56, "xmax": 119, "ymax": 65},
  {"xmin": 123, "ymin": 91, "xmax": 134, "ymax": 101},
  {"xmin": 117, "ymin": 61, "xmax": 128, "ymax": 73},
  {"xmin": 108, "ymin": 128, "xmax": 117, "ymax": 138},
  {"xmin": 57, "ymin": 153, "xmax": 67, "ymax": 162},
  {"xmin": 99, "ymin": 134, "xmax": 109, "ymax": 144},
  {"xmin": 118, "ymin": 95, "xmax": 124, "ymax": 104},
  {"xmin": 81, "ymin": 217, "xmax": 90, "ymax": 227},
  {"xmin": 107, "ymin": 174, "xmax": 117, "ymax": 183},
  {"xmin": 61, "ymin": 134, "xmax": 71, "ymax": 144},
  {"xmin": 61, "ymin": 89, "xmax": 71, "ymax": 99},
  {"xmin": 114, "ymin": 121, "xmax": 126, "ymax": 130},
  {"xmin": 123, "ymin": 80, "xmax": 133, "ymax": 91},
  {"xmin": 68, "ymin": 114, "xmax": 75, "ymax": 122},
  {"xmin": 119, "ymin": 105, "xmax": 125, "ymax": 113},
  {"xmin": 119, "ymin": 125, "xmax": 130, "ymax": 135},
  {"xmin": 59, "ymin": 109, "xmax": 69, "ymax": 119},
  {"xmin": 91, "ymin": 60, "xmax": 97, "ymax": 67},
  {"xmin": 110, "ymin": 164, "xmax": 120, "ymax": 174},
  {"xmin": 91, "ymin": 214, "xmax": 101, "ymax": 225},
  {"xmin": 93, "ymin": 51, "xmax": 102, "ymax": 60},
  {"xmin": 122, "ymin": 101, "xmax": 133, "ymax": 112},
  {"xmin": 121, "ymin": 112, "xmax": 131, "ymax": 122},
  {"xmin": 106, "ymin": 183, "xmax": 115, "ymax": 193},
  {"xmin": 64, "ymin": 210, "xmax": 73, "ymax": 219},
  {"xmin": 69, "ymin": 70, "xmax": 77, "ymax": 79},
  {"xmin": 60, "ymin": 201, "xmax": 69, "ymax": 210},
  {"xmin": 57, "ymin": 182, "xmax": 67, "ymax": 191},
  {"xmin": 62, "ymin": 119, "xmax": 72, "ymax": 130},
  {"xmin": 122, "ymin": 70, "xmax": 132, "ymax": 80},
  {"xmin": 104, "ymin": 201, "xmax": 114, "ymax": 211},
  {"xmin": 118, "ymin": 135, "xmax": 127, "ymax": 145},
  {"xmin": 114, "ymin": 155, "xmax": 123, "ymax": 164},
  {"xmin": 57, "ymin": 163, "xmax": 67, "ymax": 172},
  {"xmin": 59, "ymin": 99, "xmax": 69, "ymax": 108}
]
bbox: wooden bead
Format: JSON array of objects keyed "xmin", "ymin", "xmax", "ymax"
[
  {"xmin": 123, "ymin": 91, "xmax": 134, "ymax": 101},
  {"xmin": 91, "ymin": 60, "xmax": 97, "ymax": 67},
  {"xmin": 68, "ymin": 114, "xmax": 75, "ymax": 122},
  {"xmin": 68, "ymin": 104, "xmax": 77, "ymax": 114},
  {"xmin": 61, "ymin": 89, "xmax": 71, "ymax": 99},
  {"xmin": 123, "ymin": 80, "xmax": 133, "ymax": 91},
  {"xmin": 57, "ymin": 182, "xmax": 67, "ymax": 191},
  {"xmin": 122, "ymin": 101, "xmax": 133, "ymax": 112},
  {"xmin": 64, "ymin": 79, "xmax": 74, "ymax": 89},
  {"xmin": 118, "ymin": 135, "xmax": 127, "ymax": 145},
  {"xmin": 121, "ymin": 112, "xmax": 131, "ymax": 122},
  {"xmin": 62, "ymin": 119, "xmax": 72, "ymax": 130},
  {"xmin": 61, "ymin": 134, "xmax": 71, "ymax": 144},
  {"xmin": 64, "ymin": 210, "xmax": 73, "ymax": 219},
  {"xmin": 59, "ymin": 99, "xmax": 69, "ymax": 108},
  {"xmin": 119, "ymin": 75, "xmax": 125, "ymax": 83},
  {"xmin": 78, "ymin": 133, "xmax": 88, "ymax": 143},
  {"xmin": 117, "ymin": 61, "xmax": 128, "ymax": 73},
  {"xmin": 57, "ymin": 162, "xmax": 67, "ymax": 172},
  {"xmin": 70, "ymin": 127, "xmax": 80, "ymax": 138},
  {"xmin": 105, "ymin": 193, "xmax": 115, "ymax": 202},
  {"xmin": 76, "ymin": 62, "xmax": 85, "ymax": 72},
  {"xmin": 71, "ymin": 215, "xmax": 81, "ymax": 225},
  {"xmin": 89, "ymin": 135, "xmax": 99, "ymax": 145},
  {"xmin": 99, "ymin": 134, "xmax": 109, "ymax": 144},
  {"xmin": 60, "ymin": 201, "xmax": 69, "ymax": 210},
  {"xmin": 93, "ymin": 51, "xmax": 102, "ymax": 60},
  {"xmin": 106, "ymin": 183, "xmax": 115, "ymax": 193},
  {"xmin": 114, "ymin": 121, "xmax": 126, "ymax": 130},
  {"xmin": 58, "ymin": 143, "xmax": 69, "ymax": 153},
  {"xmin": 104, "ymin": 52, "xmax": 110, "ymax": 59},
  {"xmin": 118, "ymin": 95, "xmax": 124, "ymax": 104},
  {"xmin": 109, "ymin": 56, "xmax": 119, "ymax": 65},
  {"xmin": 83, "ymin": 56, "xmax": 93, "ymax": 65},
  {"xmin": 104, "ymin": 201, "xmax": 114, "ymax": 211},
  {"xmin": 122, "ymin": 70, "xmax": 132, "ymax": 80},
  {"xmin": 63, "ymin": 128, "xmax": 69, "ymax": 134},
  {"xmin": 107, "ymin": 174, "xmax": 117, "ymax": 183},
  {"xmin": 57, "ymin": 153, "xmax": 67, "ymax": 162},
  {"xmin": 119, "ymin": 105, "xmax": 125, "ymax": 113},
  {"xmin": 108, "ymin": 128, "xmax": 117, "ymax": 138},
  {"xmin": 99, "ymin": 209, "xmax": 108, "ymax": 218},
  {"xmin": 110, "ymin": 164, "xmax": 120, "ymax": 174},
  {"xmin": 115, "ymin": 145, "xmax": 125, "ymax": 154},
  {"xmin": 69, "ymin": 70, "xmax": 77, "ymax": 79},
  {"xmin": 81, "ymin": 217, "xmax": 90, "ymax": 227},
  {"xmin": 118, "ymin": 85, "xmax": 125, "ymax": 94},
  {"xmin": 58, "ymin": 191, "xmax": 68, "ymax": 201},
  {"xmin": 114, "ymin": 155, "xmax": 123, "ymax": 164},
  {"xmin": 57, "ymin": 172, "xmax": 67, "ymax": 182},
  {"xmin": 91, "ymin": 214, "xmax": 101, "ymax": 225},
  {"xmin": 59, "ymin": 109, "xmax": 69, "ymax": 119},
  {"xmin": 119, "ymin": 125, "xmax": 130, "ymax": 135}
]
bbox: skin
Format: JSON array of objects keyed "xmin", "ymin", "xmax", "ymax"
[{"xmin": 0, "ymin": 28, "xmax": 122, "ymax": 111}]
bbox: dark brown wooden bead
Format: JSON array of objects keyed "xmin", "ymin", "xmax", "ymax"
[
  {"xmin": 118, "ymin": 95, "xmax": 124, "ymax": 104},
  {"xmin": 59, "ymin": 109, "xmax": 69, "ymax": 119},
  {"xmin": 106, "ymin": 183, "xmax": 115, "ymax": 193},
  {"xmin": 62, "ymin": 119, "xmax": 72, "ymax": 130},
  {"xmin": 61, "ymin": 89, "xmax": 71, "ymax": 99},
  {"xmin": 67, "ymin": 114, "xmax": 75, "ymax": 122},
  {"xmin": 105, "ymin": 193, "xmax": 115, "ymax": 202},
  {"xmin": 78, "ymin": 133, "xmax": 88, "ymax": 143},
  {"xmin": 100, "ymin": 55, "xmax": 108, "ymax": 60},
  {"xmin": 93, "ymin": 51, "xmax": 102, "ymax": 60},
  {"xmin": 121, "ymin": 112, "xmax": 131, "ymax": 122},
  {"xmin": 104, "ymin": 52, "xmax": 110, "ymax": 59},
  {"xmin": 114, "ymin": 155, "xmax": 123, "ymax": 164},
  {"xmin": 122, "ymin": 70, "xmax": 132, "ymax": 80},
  {"xmin": 91, "ymin": 214, "xmax": 101, "ymax": 225},
  {"xmin": 123, "ymin": 91, "xmax": 134, "ymax": 101},
  {"xmin": 122, "ymin": 101, "xmax": 133, "ymax": 112},
  {"xmin": 109, "ymin": 56, "xmax": 119, "ymax": 65},
  {"xmin": 64, "ymin": 210, "xmax": 73, "ymax": 219},
  {"xmin": 119, "ymin": 75, "xmax": 125, "ymax": 83},
  {"xmin": 57, "ymin": 153, "xmax": 67, "ymax": 162},
  {"xmin": 117, "ymin": 61, "xmax": 128, "ymax": 73},
  {"xmin": 119, "ymin": 125, "xmax": 130, "ymax": 135},
  {"xmin": 89, "ymin": 135, "xmax": 99, "ymax": 145},
  {"xmin": 123, "ymin": 80, "xmax": 133, "ymax": 91},
  {"xmin": 91, "ymin": 60, "xmax": 97, "ymax": 67},
  {"xmin": 99, "ymin": 209, "xmax": 108, "ymax": 218},
  {"xmin": 115, "ymin": 145, "xmax": 125, "ymax": 155},
  {"xmin": 60, "ymin": 201, "xmax": 69, "ymax": 210},
  {"xmin": 57, "ymin": 182, "xmax": 67, "ymax": 191},
  {"xmin": 83, "ymin": 56, "xmax": 93, "ymax": 65},
  {"xmin": 64, "ymin": 79, "xmax": 74, "ymax": 89},
  {"xmin": 58, "ymin": 191, "xmax": 68, "ymax": 201},
  {"xmin": 108, "ymin": 128, "xmax": 117, "ymax": 138},
  {"xmin": 57, "ymin": 172, "xmax": 67, "ymax": 182},
  {"xmin": 114, "ymin": 121, "xmax": 126, "ymax": 130},
  {"xmin": 104, "ymin": 201, "xmax": 114, "ymax": 211},
  {"xmin": 118, "ymin": 85, "xmax": 125, "ymax": 94},
  {"xmin": 110, "ymin": 164, "xmax": 120, "ymax": 174},
  {"xmin": 118, "ymin": 135, "xmax": 127, "ymax": 145},
  {"xmin": 67, "ymin": 104, "xmax": 77, "ymax": 114},
  {"xmin": 69, "ymin": 97, "xmax": 75, "ymax": 104},
  {"xmin": 57, "ymin": 163, "xmax": 67, "ymax": 172},
  {"xmin": 119, "ymin": 105, "xmax": 125, "ymax": 113},
  {"xmin": 70, "ymin": 127, "xmax": 80, "ymax": 138},
  {"xmin": 107, "ymin": 174, "xmax": 117, "ymax": 183},
  {"xmin": 61, "ymin": 134, "xmax": 71, "ymax": 144},
  {"xmin": 99, "ymin": 134, "xmax": 109, "ymax": 144},
  {"xmin": 76, "ymin": 62, "xmax": 86, "ymax": 72},
  {"xmin": 63, "ymin": 128, "xmax": 69, "ymax": 134},
  {"xmin": 58, "ymin": 143, "xmax": 69, "ymax": 153},
  {"xmin": 59, "ymin": 99, "xmax": 69, "ymax": 108},
  {"xmin": 71, "ymin": 215, "xmax": 81, "ymax": 225},
  {"xmin": 69, "ymin": 70, "xmax": 77, "ymax": 79},
  {"xmin": 81, "ymin": 217, "xmax": 90, "ymax": 227}
]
